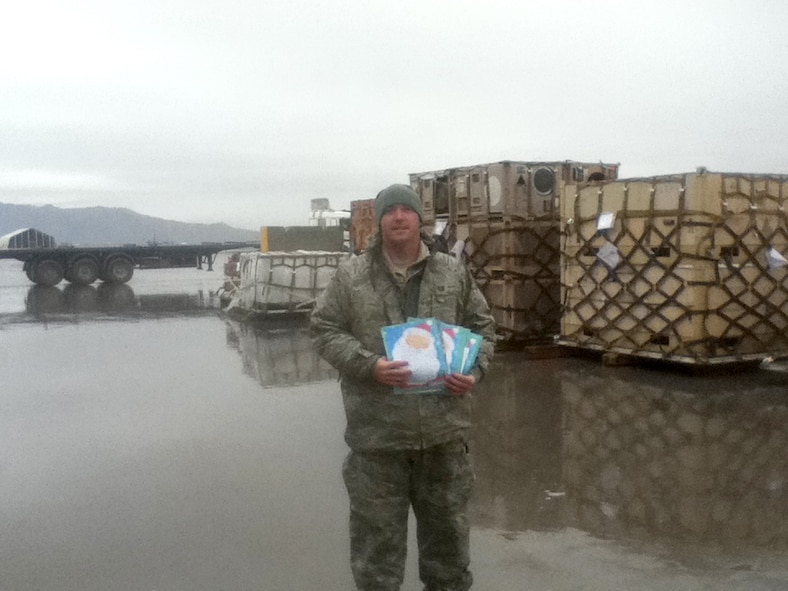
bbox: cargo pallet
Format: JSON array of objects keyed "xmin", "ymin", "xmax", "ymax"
[
  {"xmin": 230, "ymin": 250, "xmax": 349, "ymax": 317},
  {"xmin": 560, "ymin": 171, "xmax": 788, "ymax": 365},
  {"xmin": 410, "ymin": 160, "xmax": 619, "ymax": 347}
]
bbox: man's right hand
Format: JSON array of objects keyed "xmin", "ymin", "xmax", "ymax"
[{"xmin": 373, "ymin": 358, "xmax": 412, "ymax": 387}]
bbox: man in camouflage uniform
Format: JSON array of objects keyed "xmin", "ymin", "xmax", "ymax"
[{"xmin": 310, "ymin": 184, "xmax": 495, "ymax": 591}]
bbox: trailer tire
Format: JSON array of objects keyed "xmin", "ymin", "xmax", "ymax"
[
  {"xmin": 62, "ymin": 284, "xmax": 99, "ymax": 312},
  {"xmin": 101, "ymin": 255, "xmax": 134, "ymax": 284},
  {"xmin": 66, "ymin": 256, "xmax": 100, "ymax": 285},
  {"xmin": 32, "ymin": 258, "xmax": 65, "ymax": 286},
  {"xmin": 26, "ymin": 285, "xmax": 63, "ymax": 313},
  {"xmin": 97, "ymin": 283, "xmax": 136, "ymax": 310}
]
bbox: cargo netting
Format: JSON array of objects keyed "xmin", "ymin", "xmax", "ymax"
[
  {"xmin": 235, "ymin": 251, "xmax": 349, "ymax": 314},
  {"xmin": 561, "ymin": 367, "xmax": 788, "ymax": 548},
  {"xmin": 560, "ymin": 173, "xmax": 788, "ymax": 363},
  {"xmin": 458, "ymin": 219, "xmax": 562, "ymax": 345}
]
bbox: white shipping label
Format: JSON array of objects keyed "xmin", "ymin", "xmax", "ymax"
[
  {"xmin": 598, "ymin": 241, "xmax": 621, "ymax": 269},
  {"xmin": 597, "ymin": 211, "xmax": 616, "ymax": 231},
  {"xmin": 767, "ymin": 247, "xmax": 788, "ymax": 270}
]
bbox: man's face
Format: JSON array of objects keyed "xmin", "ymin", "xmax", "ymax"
[{"xmin": 380, "ymin": 204, "xmax": 421, "ymax": 248}]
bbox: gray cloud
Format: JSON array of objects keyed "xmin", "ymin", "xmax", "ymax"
[{"xmin": 2, "ymin": 0, "xmax": 787, "ymax": 231}]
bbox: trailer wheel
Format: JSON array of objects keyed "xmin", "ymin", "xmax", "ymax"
[
  {"xmin": 25, "ymin": 285, "xmax": 63, "ymax": 313},
  {"xmin": 67, "ymin": 256, "xmax": 100, "ymax": 285},
  {"xmin": 101, "ymin": 256, "xmax": 134, "ymax": 284},
  {"xmin": 97, "ymin": 283, "xmax": 136, "ymax": 310},
  {"xmin": 32, "ymin": 258, "xmax": 65, "ymax": 286}
]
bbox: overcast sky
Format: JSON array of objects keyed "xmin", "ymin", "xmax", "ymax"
[{"xmin": 2, "ymin": 0, "xmax": 787, "ymax": 231}]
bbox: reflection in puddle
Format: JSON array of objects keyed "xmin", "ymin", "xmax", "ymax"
[
  {"xmin": 224, "ymin": 320, "xmax": 337, "ymax": 388},
  {"xmin": 560, "ymin": 363, "xmax": 787, "ymax": 550},
  {"xmin": 471, "ymin": 356, "xmax": 564, "ymax": 533},
  {"xmin": 21, "ymin": 284, "xmax": 213, "ymax": 318},
  {"xmin": 472, "ymin": 352, "xmax": 788, "ymax": 556}
]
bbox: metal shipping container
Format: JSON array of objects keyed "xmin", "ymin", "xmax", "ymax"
[
  {"xmin": 350, "ymin": 199, "xmax": 376, "ymax": 254},
  {"xmin": 410, "ymin": 160, "xmax": 619, "ymax": 223},
  {"xmin": 410, "ymin": 160, "xmax": 619, "ymax": 344}
]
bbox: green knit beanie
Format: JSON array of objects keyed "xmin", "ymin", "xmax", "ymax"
[{"xmin": 375, "ymin": 184, "xmax": 423, "ymax": 225}]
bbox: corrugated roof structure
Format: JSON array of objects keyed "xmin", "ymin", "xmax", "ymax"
[{"xmin": 0, "ymin": 228, "xmax": 57, "ymax": 249}]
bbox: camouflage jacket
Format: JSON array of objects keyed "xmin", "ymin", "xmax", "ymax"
[{"xmin": 310, "ymin": 236, "xmax": 496, "ymax": 451}]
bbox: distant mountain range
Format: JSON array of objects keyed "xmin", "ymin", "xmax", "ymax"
[{"xmin": 0, "ymin": 202, "xmax": 260, "ymax": 246}]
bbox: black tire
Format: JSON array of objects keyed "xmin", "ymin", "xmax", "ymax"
[
  {"xmin": 67, "ymin": 257, "xmax": 100, "ymax": 285},
  {"xmin": 32, "ymin": 258, "xmax": 65, "ymax": 286},
  {"xmin": 62, "ymin": 284, "xmax": 99, "ymax": 312},
  {"xmin": 97, "ymin": 283, "xmax": 136, "ymax": 310},
  {"xmin": 25, "ymin": 285, "xmax": 63, "ymax": 313},
  {"xmin": 101, "ymin": 256, "xmax": 134, "ymax": 284}
]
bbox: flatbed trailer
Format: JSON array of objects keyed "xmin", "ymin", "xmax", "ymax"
[{"xmin": 0, "ymin": 242, "xmax": 259, "ymax": 286}]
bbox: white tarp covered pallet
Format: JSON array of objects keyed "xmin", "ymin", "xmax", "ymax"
[{"xmin": 231, "ymin": 250, "xmax": 348, "ymax": 314}]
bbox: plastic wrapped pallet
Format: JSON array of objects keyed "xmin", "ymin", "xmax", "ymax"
[
  {"xmin": 560, "ymin": 172, "xmax": 788, "ymax": 363},
  {"xmin": 235, "ymin": 250, "xmax": 349, "ymax": 314}
]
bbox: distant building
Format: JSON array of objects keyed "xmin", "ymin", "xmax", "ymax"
[
  {"xmin": 308, "ymin": 198, "xmax": 350, "ymax": 229},
  {"xmin": 0, "ymin": 228, "xmax": 57, "ymax": 249}
]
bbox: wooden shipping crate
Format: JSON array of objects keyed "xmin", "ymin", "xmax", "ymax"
[
  {"xmin": 482, "ymin": 275, "xmax": 561, "ymax": 344},
  {"xmin": 432, "ymin": 218, "xmax": 563, "ymax": 344},
  {"xmin": 452, "ymin": 218, "xmax": 560, "ymax": 279},
  {"xmin": 560, "ymin": 172, "xmax": 788, "ymax": 363},
  {"xmin": 564, "ymin": 174, "xmax": 788, "ymax": 254}
]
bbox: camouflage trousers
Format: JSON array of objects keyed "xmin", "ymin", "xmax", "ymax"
[{"xmin": 342, "ymin": 440, "xmax": 474, "ymax": 591}]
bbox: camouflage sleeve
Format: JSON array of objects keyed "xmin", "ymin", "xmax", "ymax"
[
  {"xmin": 459, "ymin": 264, "xmax": 496, "ymax": 381},
  {"xmin": 309, "ymin": 263, "xmax": 380, "ymax": 381}
]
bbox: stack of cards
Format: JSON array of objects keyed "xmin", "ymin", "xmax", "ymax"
[{"xmin": 381, "ymin": 317, "xmax": 482, "ymax": 394}]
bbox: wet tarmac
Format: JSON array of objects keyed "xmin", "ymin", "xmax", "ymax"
[{"xmin": 1, "ymin": 258, "xmax": 786, "ymax": 590}]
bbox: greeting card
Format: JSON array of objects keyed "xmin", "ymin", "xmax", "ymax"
[
  {"xmin": 382, "ymin": 319, "xmax": 448, "ymax": 394},
  {"xmin": 382, "ymin": 318, "xmax": 483, "ymax": 394}
]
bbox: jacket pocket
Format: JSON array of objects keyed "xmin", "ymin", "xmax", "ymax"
[{"xmin": 431, "ymin": 282, "xmax": 458, "ymax": 319}]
